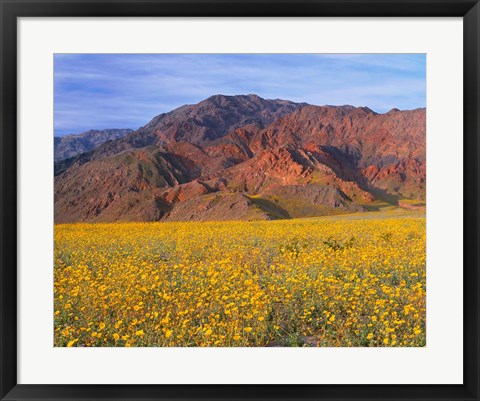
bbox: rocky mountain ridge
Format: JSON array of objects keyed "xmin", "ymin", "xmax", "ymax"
[
  {"xmin": 54, "ymin": 94, "xmax": 425, "ymax": 223},
  {"xmin": 54, "ymin": 128, "xmax": 133, "ymax": 162}
]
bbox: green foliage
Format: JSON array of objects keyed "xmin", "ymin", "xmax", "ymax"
[
  {"xmin": 379, "ymin": 232, "xmax": 393, "ymax": 242},
  {"xmin": 323, "ymin": 236, "xmax": 355, "ymax": 251}
]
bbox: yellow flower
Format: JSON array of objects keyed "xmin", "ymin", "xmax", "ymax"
[
  {"xmin": 67, "ymin": 339, "xmax": 77, "ymax": 347},
  {"xmin": 113, "ymin": 333, "xmax": 120, "ymax": 341},
  {"xmin": 54, "ymin": 214, "xmax": 426, "ymax": 347},
  {"xmin": 383, "ymin": 338, "xmax": 389, "ymax": 345},
  {"xmin": 135, "ymin": 330, "xmax": 144, "ymax": 336}
]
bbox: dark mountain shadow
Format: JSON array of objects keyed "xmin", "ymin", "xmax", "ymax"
[{"xmin": 247, "ymin": 196, "xmax": 291, "ymax": 219}]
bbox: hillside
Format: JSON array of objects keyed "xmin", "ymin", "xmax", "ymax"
[{"xmin": 54, "ymin": 95, "xmax": 425, "ymax": 223}]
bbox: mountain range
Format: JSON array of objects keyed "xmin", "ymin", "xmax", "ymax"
[
  {"xmin": 54, "ymin": 94, "xmax": 426, "ymax": 223},
  {"xmin": 54, "ymin": 128, "xmax": 134, "ymax": 162}
]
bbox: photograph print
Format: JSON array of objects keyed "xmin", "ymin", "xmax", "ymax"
[{"xmin": 54, "ymin": 54, "xmax": 426, "ymax": 347}]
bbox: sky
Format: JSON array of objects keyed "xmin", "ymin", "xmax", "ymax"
[{"xmin": 54, "ymin": 54, "xmax": 426, "ymax": 136}]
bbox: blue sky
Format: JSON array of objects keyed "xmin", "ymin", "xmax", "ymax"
[{"xmin": 54, "ymin": 54, "xmax": 426, "ymax": 136}]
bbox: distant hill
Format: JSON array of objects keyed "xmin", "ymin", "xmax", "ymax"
[
  {"xmin": 54, "ymin": 128, "xmax": 133, "ymax": 162},
  {"xmin": 54, "ymin": 95, "xmax": 425, "ymax": 223}
]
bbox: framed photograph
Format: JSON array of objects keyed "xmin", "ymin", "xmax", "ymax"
[{"xmin": 1, "ymin": 0, "xmax": 478, "ymax": 400}]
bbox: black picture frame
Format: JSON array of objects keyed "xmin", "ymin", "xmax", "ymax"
[{"xmin": 1, "ymin": 1, "xmax": 478, "ymax": 400}]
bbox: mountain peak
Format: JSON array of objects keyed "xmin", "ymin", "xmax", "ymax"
[
  {"xmin": 204, "ymin": 93, "xmax": 269, "ymax": 107},
  {"xmin": 54, "ymin": 128, "xmax": 133, "ymax": 162},
  {"xmin": 135, "ymin": 94, "xmax": 305, "ymax": 144},
  {"xmin": 387, "ymin": 107, "xmax": 400, "ymax": 113},
  {"xmin": 207, "ymin": 93, "xmax": 263, "ymax": 100}
]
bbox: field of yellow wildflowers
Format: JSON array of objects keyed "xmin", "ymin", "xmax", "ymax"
[{"xmin": 54, "ymin": 212, "xmax": 426, "ymax": 347}]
